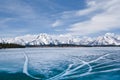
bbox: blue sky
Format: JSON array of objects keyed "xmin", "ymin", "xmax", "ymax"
[{"xmin": 0, "ymin": 0, "xmax": 120, "ymax": 37}]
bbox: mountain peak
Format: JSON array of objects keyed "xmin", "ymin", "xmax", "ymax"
[{"xmin": 105, "ymin": 33, "xmax": 115, "ymax": 37}]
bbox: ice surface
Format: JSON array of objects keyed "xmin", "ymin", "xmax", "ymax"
[{"xmin": 0, "ymin": 47, "xmax": 120, "ymax": 80}]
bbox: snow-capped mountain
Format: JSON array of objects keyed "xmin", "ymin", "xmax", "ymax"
[
  {"xmin": 1, "ymin": 33, "xmax": 120, "ymax": 46},
  {"xmin": 92, "ymin": 33, "xmax": 120, "ymax": 45}
]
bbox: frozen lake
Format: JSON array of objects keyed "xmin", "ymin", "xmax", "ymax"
[{"xmin": 0, "ymin": 47, "xmax": 120, "ymax": 80}]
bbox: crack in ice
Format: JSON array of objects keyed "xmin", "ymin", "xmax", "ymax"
[
  {"xmin": 48, "ymin": 54, "xmax": 110, "ymax": 80},
  {"xmin": 23, "ymin": 51, "xmax": 41, "ymax": 80}
]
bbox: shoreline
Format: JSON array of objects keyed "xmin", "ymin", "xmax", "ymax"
[
  {"xmin": 0, "ymin": 43, "xmax": 120, "ymax": 49},
  {"xmin": 0, "ymin": 45, "xmax": 120, "ymax": 49}
]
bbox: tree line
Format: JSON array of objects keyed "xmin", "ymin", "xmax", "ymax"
[
  {"xmin": 0, "ymin": 43, "xmax": 25, "ymax": 49},
  {"xmin": 0, "ymin": 43, "xmax": 120, "ymax": 49}
]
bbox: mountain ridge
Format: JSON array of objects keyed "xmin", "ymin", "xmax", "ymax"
[{"xmin": 0, "ymin": 33, "xmax": 120, "ymax": 46}]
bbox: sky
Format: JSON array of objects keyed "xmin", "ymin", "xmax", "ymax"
[{"xmin": 0, "ymin": 0, "xmax": 120, "ymax": 38}]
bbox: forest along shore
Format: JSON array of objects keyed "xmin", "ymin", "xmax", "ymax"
[
  {"xmin": 0, "ymin": 43, "xmax": 25, "ymax": 49},
  {"xmin": 0, "ymin": 43, "xmax": 120, "ymax": 49}
]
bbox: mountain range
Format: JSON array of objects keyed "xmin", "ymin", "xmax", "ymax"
[{"xmin": 0, "ymin": 33, "xmax": 120, "ymax": 46}]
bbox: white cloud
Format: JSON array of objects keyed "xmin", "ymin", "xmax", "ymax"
[
  {"xmin": 52, "ymin": 20, "xmax": 62, "ymax": 27},
  {"xmin": 0, "ymin": 0, "xmax": 36, "ymax": 19},
  {"xmin": 67, "ymin": 0, "xmax": 120, "ymax": 35}
]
